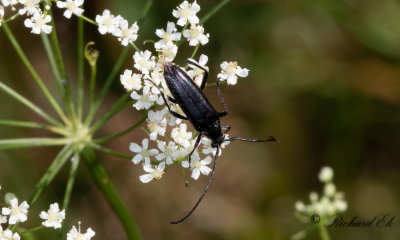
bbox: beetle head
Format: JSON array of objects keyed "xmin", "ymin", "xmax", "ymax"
[{"xmin": 205, "ymin": 120, "xmax": 224, "ymax": 148}]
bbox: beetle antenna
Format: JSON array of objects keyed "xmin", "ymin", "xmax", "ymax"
[
  {"xmin": 225, "ymin": 136, "xmax": 280, "ymax": 143},
  {"xmin": 170, "ymin": 147, "xmax": 220, "ymax": 224}
]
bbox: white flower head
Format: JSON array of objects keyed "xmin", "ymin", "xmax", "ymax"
[
  {"xmin": 159, "ymin": 41, "xmax": 178, "ymax": 63},
  {"xmin": 187, "ymin": 54, "xmax": 208, "ymax": 87},
  {"xmin": 155, "ymin": 21, "xmax": 181, "ymax": 49},
  {"xmin": 113, "ymin": 19, "xmax": 139, "ymax": 46},
  {"xmin": 156, "ymin": 141, "xmax": 179, "ymax": 165},
  {"xmin": 24, "ymin": 11, "xmax": 52, "ymax": 34},
  {"xmin": 2, "ymin": 198, "xmax": 29, "ymax": 224},
  {"xmin": 120, "ymin": 69, "xmax": 142, "ymax": 91},
  {"xmin": 56, "ymin": 0, "xmax": 84, "ymax": 19},
  {"xmin": 171, "ymin": 123, "xmax": 192, "ymax": 148},
  {"xmin": 319, "ymin": 166, "xmax": 334, "ymax": 182},
  {"xmin": 133, "ymin": 50, "xmax": 156, "ymax": 75},
  {"xmin": 139, "ymin": 162, "xmax": 165, "ymax": 183},
  {"xmin": 183, "ymin": 24, "xmax": 209, "ymax": 46},
  {"xmin": 161, "ymin": 105, "xmax": 182, "ymax": 126},
  {"xmin": 131, "ymin": 85, "xmax": 158, "ymax": 110},
  {"xmin": 130, "ymin": 138, "xmax": 159, "ymax": 165},
  {"xmin": 95, "ymin": 9, "xmax": 118, "ymax": 35},
  {"xmin": 39, "ymin": 203, "xmax": 65, "ymax": 229},
  {"xmin": 182, "ymin": 151, "xmax": 212, "ymax": 180},
  {"xmin": 172, "ymin": 0, "xmax": 200, "ymax": 26},
  {"xmin": 147, "ymin": 110, "xmax": 167, "ymax": 141},
  {"xmin": 18, "ymin": 0, "xmax": 40, "ymax": 16},
  {"xmin": 67, "ymin": 222, "xmax": 95, "ymax": 240},
  {"xmin": 0, "ymin": 226, "xmax": 20, "ymax": 240},
  {"xmin": 217, "ymin": 61, "xmax": 249, "ymax": 85},
  {"xmin": 1, "ymin": 0, "xmax": 18, "ymax": 7}
]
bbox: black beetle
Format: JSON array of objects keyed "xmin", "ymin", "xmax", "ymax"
[{"xmin": 152, "ymin": 59, "xmax": 278, "ymax": 224}]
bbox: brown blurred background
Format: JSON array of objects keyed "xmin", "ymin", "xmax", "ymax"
[{"xmin": 1, "ymin": 0, "xmax": 400, "ymax": 239}]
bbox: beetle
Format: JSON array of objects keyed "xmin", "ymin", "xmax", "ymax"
[{"xmin": 152, "ymin": 59, "xmax": 278, "ymax": 224}]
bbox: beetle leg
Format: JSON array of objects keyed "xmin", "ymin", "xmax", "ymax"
[
  {"xmin": 144, "ymin": 79, "xmax": 188, "ymax": 120},
  {"xmin": 225, "ymin": 136, "xmax": 280, "ymax": 143},
  {"xmin": 186, "ymin": 58, "xmax": 208, "ymax": 91},
  {"xmin": 168, "ymin": 96, "xmax": 177, "ymax": 103},
  {"xmin": 188, "ymin": 133, "xmax": 203, "ymax": 164},
  {"xmin": 216, "ymin": 78, "xmax": 229, "ymax": 115},
  {"xmin": 220, "ymin": 124, "xmax": 231, "ymax": 133}
]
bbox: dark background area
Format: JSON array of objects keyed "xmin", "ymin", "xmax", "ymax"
[{"xmin": 0, "ymin": 0, "xmax": 399, "ymax": 239}]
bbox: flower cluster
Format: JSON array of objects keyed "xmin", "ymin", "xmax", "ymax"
[
  {"xmin": 295, "ymin": 166, "xmax": 348, "ymax": 223},
  {"xmin": 114, "ymin": 1, "xmax": 250, "ymax": 184},
  {"xmin": 95, "ymin": 9, "xmax": 139, "ymax": 46},
  {"xmin": 0, "ymin": 185, "xmax": 94, "ymax": 239}
]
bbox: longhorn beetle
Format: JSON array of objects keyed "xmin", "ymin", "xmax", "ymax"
[{"xmin": 152, "ymin": 59, "xmax": 278, "ymax": 224}]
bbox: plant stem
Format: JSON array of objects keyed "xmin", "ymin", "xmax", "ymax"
[
  {"xmin": 29, "ymin": 145, "xmax": 73, "ymax": 206},
  {"xmin": 0, "ymin": 81, "xmax": 62, "ymax": 127},
  {"xmin": 77, "ymin": 17, "xmax": 85, "ymax": 121},
  {"xmin": 62, "ymin": 153, "xmax": 80, "ymax": 210},
  {"xmin": 200, "ymin": 0, "xmax": 231, "ymax": 24},
  {"xmin": 318, "ymin": 224, "xmax": 331, "ymax": 240},
  {"xmin": 0, "ymin": 120, "xmax": 66, "ymax": 135},
  {"xmin": 0, "ymin": 138, "xmax": 70, "ymax": 150},
  {"xmin": 93, "ymin": 113, "xmax": 147, "ymax": 144},
  {"xmin": 85, "ymin": 47, "xmax": 130, "ymax": 125},
  {"xmin": 90, "ymin": 143, "xmax": 131, "ymax": 159},
  {"xmin": 1, "ymin": 22, "xmax": 70, "ymax": 125},
  {"xmin": 82, "ymin": 148, "xmax": 143, "ymax": 240}
]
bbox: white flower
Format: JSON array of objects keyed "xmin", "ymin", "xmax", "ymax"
[
  {"xmin": 2, "ymin": 198, "xmax": 29, "ymax": 224},
  {"xmin": 0, "ymin": 213, "xmax": 7, "ymax": 224},
  {"xmin": 160, "ymin": 105, "xmax": 182, "ymax": 126},
  {"xmin": 182, "ymin": 152, "xmax": 212, "ymax": 180},
  {"xmin": 183, "ymin": 24, "xmax": 209, "ymax": 46},
  {"xmin": 39, "ymin": 203, "xmax": 65, "ymax": 229},
  {"xmin": 172, "ymin": 0, "xmax": 200, "ymax": 26},
  {"xmin": 147, "ymin": 110, "xmax": 167, "ymax": 141},
  {"xmin": 18, "ymin": 0, "xmax": 40, "ymax": 16},
  {"xmin": 319, "ymin": 166, "xmax": 334, "ymax": 182},
  {"xmin": 24, "ymin": 11, "xmax": 52, "ymax": 34},
  {"xmin": 67, "ymin": 223, "xmax": 95, "ymax": 240},
  {"xmin": 187, "ymin": 54, "xmax": 208, "ymax": 87},
  {"xmin": 171, "ymin": 123, "xmax": 192, "ymax": 148},
  {"xmin": 1, "ymin": 0, "xmax": 18, "ymax": 7},
  {"xmin": 113, "ymin": 19, "xmax": 139, "ymax": 46},
  {"xmin": 159, "ymin": 41, "xmax": 178, "ymax": 63},
  {"xmin": 139, "ymin": 162, "xmax": 165, "ymax": 183},
  {"xmin": 95, "ymin": 9, "xmax": 118, "ymax": 35},
  {"xmin": 120, "ymin": 69, "xmax": 142, "ymax": 91},
  {"xmin": 130, "ymin": 138, "xmax": 158, "ymax": 165},
  {"xmin": 201, "ymin": 135, "xmax": 230, "ymax": 156},
  {"xmin": 0, "ymin": 226, "xmax": 20, "ymax": 240},
  {"xmin": 217, "ymin": 61, "xmax": 249, "ymax": 85},
  {"xmin": 156, "ymin": 141, "xmax": 179, "ymax": 165},
  {"xmin": 56, "ymin": 0, "xmax": 84, "ymax": 18},
  {"xmin": 155, "ymin": 21, "xmax": 181, "ymax": 49},
  {"xmin": 131, "ymin": 85, "xmax": 158, "ymax": 110},
  {"xmin": 133, "ymin": 50, "xmax": 155, "ymax": 75},
  {"xmin": 324, "ymin": 183, "xmax": 336, "ymax": 197}
]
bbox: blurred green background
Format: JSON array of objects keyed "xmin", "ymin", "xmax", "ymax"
[{"xmin": 1, "ymin": 0, "xmax": 400, "ymax": 239}]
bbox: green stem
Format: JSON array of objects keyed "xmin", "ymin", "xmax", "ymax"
[
  {"xmin": 93, "ymin": 113, "xmax": 147, "ymax": 144},
  {"xmin": 0, "ymin": 138, "xmax": 70, "ymax": 150},
  {"xmin": 89, "ymin": 59, "xmax": 97, "ymax": 107},
  {"xmin": 82, "ymin": 148, "xmax": 143, "ymax": 240},
  {"xmin": 20, "ymin": 226, "xmax": 45, "ymax": 234},
  {"xmin": 190, "ymin": 44, "xmax": 200, "ymax": 59},
  {"xmin": 85, "ymin": 47, "xmax": 130, "ymax": 125},
  {"xmin": 139, "ymin": 0, "xmax": 153, "ymax": 24},
  {"xmin": 88, "ymin": 93, "xmax": 131, "ymax": 134},
  {"xmin": 29, "ymin": 145, "xmax": 73, "ymax": 206},
  {"xmin": 77, "ymin": 17, "xmax": 85, "ymax": 120},
  {"xmin": 0, "ymin": 81, "xmax": 62, "ymax": 127},
  {"xmin": 206, "ymin": 81, "xmax": 227, "ymax": 87},
  {"xmin": 0, "ymin": 120, "xmax": 66, "ymax": 135},
  {"xmin": 90, "ymin": 143, "xmax": 131, "ymax": 159},
  {"xmin": 1, "ymin": 22, "xmax": 69, "ymax": 125},
  {"xmin": 3, "ymin": 13, "xmax": 20, "ymax": 24},
  {"xmin": 62, "ymin": 153, "xmax": 80, "ymax": 210},
  {"xmin": 318, "ymin": 224, "xmax": 331, "ymax": 240},
  {"xmin": 47, "ymin": 9, "xmax": 76, "ymax": 123},
  {"xmin": 200, "ymin": 0, "xmax": 231, "ymax": 24},
  {"xmin": 80, "ymin": 15, "xmax": 97, "ymax": 25}
]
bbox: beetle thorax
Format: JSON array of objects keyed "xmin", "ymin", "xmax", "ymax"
[{"xmin": 204, "ymin": 120, "xmax": 224, "ymax": 148}]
